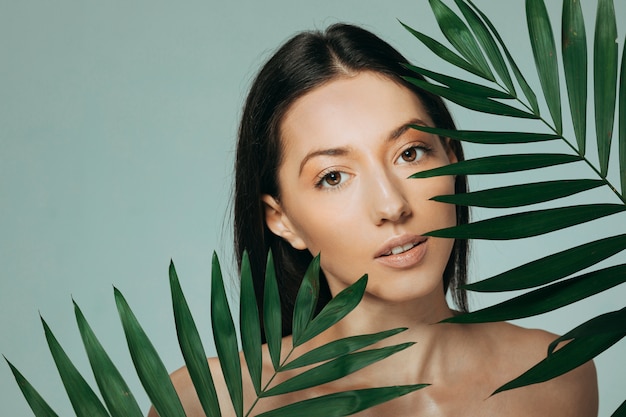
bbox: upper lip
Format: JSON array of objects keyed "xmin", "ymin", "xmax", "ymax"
[{"xmin": 374, "ymin": 234, "xmax": 427, "ymax": 258}]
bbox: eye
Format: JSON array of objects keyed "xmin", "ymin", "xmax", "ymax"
[
  {"xmin": 396, "ymin": 146, "xmax": 426, "ymax": 164},
  {"xmin": 316, "ymin": 170, "xmax": 348, "ymax": 189}
]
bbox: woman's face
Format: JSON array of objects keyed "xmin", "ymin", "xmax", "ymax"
[{"xmin": 263, "ymin": 71, "xmax": 457, "ymax": 304}]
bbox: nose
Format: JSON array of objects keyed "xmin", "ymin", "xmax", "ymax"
[{"xmin": 369, "ymin": 171, "xmax": 411, "ymax": 225}]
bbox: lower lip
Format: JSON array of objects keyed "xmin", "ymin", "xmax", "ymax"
[{"xmin": 375, "ymin": 240, "xmax": 427, "ymax": 269}]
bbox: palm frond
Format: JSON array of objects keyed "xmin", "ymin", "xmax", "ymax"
[
  {"xmin": 9, "ymin": 251, "xmax": 422, "ymax": 417},
  {"xmin": 406, "ymin": 0, "xmax": 625, "ymax": 410}
]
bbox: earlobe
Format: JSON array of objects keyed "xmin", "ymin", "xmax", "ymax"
[{"xmin": 261, "ymin": 194, "xmax": 308, "ymax": 250}]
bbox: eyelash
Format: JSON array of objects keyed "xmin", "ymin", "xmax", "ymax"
[
  {"xmin": 396, "ymin": 144, "xmax": 432, "ymax": 165},
  {"xmin": 315, "ymin": 169, "xmax": 349, "ymax": 190}
]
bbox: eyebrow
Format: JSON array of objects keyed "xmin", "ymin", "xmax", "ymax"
[
  {"xmin": 388, "ymin": 118, "xmax": 429, "ymax": 142},
  {"xmin": 298, "ymin": 118, "xmax": 430, "ymax": 175}
]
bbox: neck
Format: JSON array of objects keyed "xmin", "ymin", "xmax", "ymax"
[
  {"xmin": 301, "ymin": 288, "xmax": 460, "ymax": 382},
  {"xmin": 331, "ymin": 284, "xmax": 455, "ymax": 334}
]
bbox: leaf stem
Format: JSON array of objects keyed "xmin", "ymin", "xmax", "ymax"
[
  {"xmin": 536, "ymin": 112, "xmax": 625, "ymax": 205},
  {"xmin": 243, "ymin": 348, "xmax": 296, "ymax": 417},
  {"xmin": 493, "ymin": 77, "xmax": 625, "ymax": 205}
]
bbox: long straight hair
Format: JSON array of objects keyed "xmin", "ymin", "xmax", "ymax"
[{"xmin": 234, "ymin": 23, "xmax": 469, "ymax": 340}]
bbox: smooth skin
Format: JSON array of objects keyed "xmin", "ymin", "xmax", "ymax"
[{"xmin": 150, "ymin": 72, "xmax": 598, "ymax": 417}]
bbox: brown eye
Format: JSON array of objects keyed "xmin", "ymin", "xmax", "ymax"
[
  {"xmin": 323, "ymin": 171, "xmax": 342, "ymax": 186},
  {"xmin": 396, "ymin": 146, "xmax": 426, "ymax": 164},
  {"xmin": 401, "ymin": 148, "xmax": 417, "ymax": 162},
  {"xmin": 316, "ymin": 170, "xmax": 349, "ymax": 189}
]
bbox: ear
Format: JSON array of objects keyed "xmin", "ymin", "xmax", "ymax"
[
  {"xmin": 261, "ymin": 194, "xmax": 307, "ymax": 250},
  {"xmin": 444, "ymin": 137, "xmax": 458, "ymax": 164}
]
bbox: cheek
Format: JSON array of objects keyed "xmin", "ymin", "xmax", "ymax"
[
  {"xmin": 418, "ymin": 175, "xmax": 457, "ymax": 214},
  {"xmin": 288, "ymin": 199, "xmax": 361, "ymax": 256}
]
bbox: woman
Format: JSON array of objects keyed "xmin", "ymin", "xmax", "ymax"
[{"xmin": 156, "ymin": 23, "xmax": 597, "ymax": 417}]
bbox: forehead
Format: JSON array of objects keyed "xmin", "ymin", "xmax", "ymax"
[{"xmin": 279, "ymin": 71, "xmax": 433, "ymax": 155}]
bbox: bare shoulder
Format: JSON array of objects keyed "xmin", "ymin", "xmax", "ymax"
[{"xmin": 479, "ymin": 321, "xmax": 598, "ymax": 417}]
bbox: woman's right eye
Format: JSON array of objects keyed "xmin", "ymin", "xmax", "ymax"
[{"xmin": 316, "ymin": 171, "xmax": 348, "ymax": 189}]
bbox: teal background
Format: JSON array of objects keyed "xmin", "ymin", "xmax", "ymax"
[{"xmin": 1, "ymin": 1, "xmax": 624, "ymax": 415}]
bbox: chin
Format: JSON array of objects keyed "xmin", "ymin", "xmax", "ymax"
[{"xmin": 361, "ymin": 273, "xmax": 447, "ymax": 305}]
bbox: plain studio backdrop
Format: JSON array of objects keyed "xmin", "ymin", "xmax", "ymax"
[{"xmin": 1, "ymin": 0, "xmax": 625, "ymax": 415}]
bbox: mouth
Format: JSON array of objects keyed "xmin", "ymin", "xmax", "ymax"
[
  {"xmin": 376, "ymin": 236, "xmax": 427, "ymax": 258},
  {"xmin": 382, "ymin": 241, "xmax": 421, "ymax": 256},
  {"xmin": 375, "ymin": 236, "xmax": 428, "ymax": 269}
]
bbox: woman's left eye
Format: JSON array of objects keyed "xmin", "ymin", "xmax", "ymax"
[{"xmin": 396, "ymin": 146, "xmax": 426, "ymax": 164}]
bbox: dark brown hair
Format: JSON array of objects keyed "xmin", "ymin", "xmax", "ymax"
[{"xmin": 234, "ymin": 23, "xmax": 469, "ymax": 339}]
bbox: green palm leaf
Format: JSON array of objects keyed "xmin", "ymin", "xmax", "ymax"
[
  {"xmin": 464, "ymin": 0, "xmax": 540, "ymax": 113},
  {"xmin": 431, "ymin": 179, "xmax": 604, "ymax": 208},
  {"xmin": 443, "ymin": 264, "xmax": 626, "ymax": 323},
  {"xmin": 404, "ymin": 76, "xmax": 537, "ymax": 118},
  {"xmin": 562, "ymin": 0, "xmax": 588, "ymax": 154},
  {"xmin": 5, "ymin": 359, "xmax": 60, "ymax": 417},
  {"xmin": 256, "ymin": 385, "xmax": 429, "ymax": 417},
  {"xmin": 495, "ymin": 325, "xmax": 624, "ymax": 395},
  {"xmin": 617, "ymin": 39, "xmax": 626, "ymax": 195},
  {"xmin": 594, "ymin": 0, "xmax": 618, "ymax": 177},
  {"xmin": 428, "ymin": 0, "xmax": 494, "ymax": 80},
  {"xmin": 263, "ymin": 251, "xmax": 283, "ymax": 372},
  {"xmin": 292, "ymin": 256, "xmax": 321, "ymax": 347},
  {"xmin": 74, "ymin": 302, "xmax": 143, "ymax": 417},
  {"xmin": 114, "ymin": 288, "xmax": 187, "ymax": 417},
  {"xmin": 281, "ymin": 329, "xmax": 407, "ymax": 371},
  {"xmin": 465, "ymin": 234, "xmax": 626, "ymax": 292},
  {"xmin": 41, "ymin": 318, "xmax": 110, "ymax": 417},
  {"xmin": 410, "ymin": 153, "xmax": 581, "ymax": 178},
  {"xmin": 240, "ymin": 252, "xmax": 263, "ymax": 395},
  {"xmin": 262, "ymin": 344, "xmax": 414, "ymax": 397},
  {"xmin": 453, "ymin": 0, "xmax": 515, "ymax": 93},
  {"xmin": 613, "ymin": 400, "xmax": 626, "ymax": 417},
  {"xmin": 425, "ymin": 204, "xmax": 626, "ymax": 240},
  {"xmin": 296, "ymin": 275, "xmax": 367, "ymax": 345},
  {"xmin": 170, "ymin": 261, "xmax": 222, "ymax": 417},
  {"xmin": 210, "ymin": 252, "xmax": 244, "ymax": 417},
  {"xmin": 400, "ymin": 21, "xmax": 487, "ymax": 79},
  {"xmin": 409, "ymin": 125, "xmax": 560, "ymax": 144},
  {"xmin": 527, "ymin": 0, "xmax": 562, "ymax": 133},
  {"xmin": 403, "ymin": 65, "xmax": 512, "ymax": 98},
  {"xmin": 547, "ymin": 307, "xmax": 626, "ymax": 354},
  {"xmin": 495, "ymin": 307, "xmax": 626, "ymax": 395}
]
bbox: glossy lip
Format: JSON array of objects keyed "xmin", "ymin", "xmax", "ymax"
[{"xmin": 374, "ymin": 235, "xmax": 428, "ymax": 269}]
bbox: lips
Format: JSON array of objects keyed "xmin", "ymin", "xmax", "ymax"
[
  {"xmin": 375, "ymin": 235, "xmax": 427, "ymax": 258},
  {"xmin": 385, "ymin": 242, "xmax": 419, "ymax": 256},
  {"xmin": 374, "ymin": 236, "xmax": 428, "ymax": 269}
]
